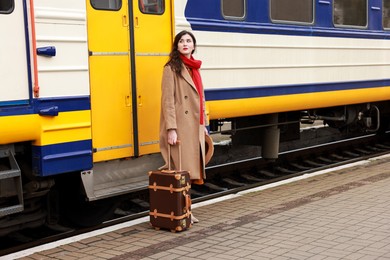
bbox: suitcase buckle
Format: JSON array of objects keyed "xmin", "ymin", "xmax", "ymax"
[{"xmin": 180, "ymin": 176, "xmax": 186, "ymax": 185}]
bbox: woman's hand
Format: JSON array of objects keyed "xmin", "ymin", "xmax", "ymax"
[{"xmin": 167, "ymin": 129, "xmax": 177, "ymax": 145}]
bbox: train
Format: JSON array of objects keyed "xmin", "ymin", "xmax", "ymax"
[{"xmin": 1, "ymin": 0, "xmax": 390, "ymax": 235}]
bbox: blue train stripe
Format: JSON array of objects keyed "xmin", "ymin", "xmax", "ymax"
[
  {"xmin": 205, "ymin": 79, "xmax": 390, "ymax": 101},
  {"xmin": 187, "ymin": 20, "xmax": 390, "ymax": 39},
  {"xmin": 33, "ymin": 96, "xmax": 91, "ymax": 114},
  {"xmin": 185, "ymin": 0, "xmax": 390, "ymax": 39},
  {"xmin": 0, "ymin": 96, "xmax": 91, "ymax": 116},
  {"xmin": 0, "ymin": 100, "xmax": 30, "ymax": 107},
  {"xmin": 32, "ymin": 140, "xmax": 93, "ymax": 177}
]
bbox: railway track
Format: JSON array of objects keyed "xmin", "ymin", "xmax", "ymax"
[
  {"xmin": 193, "ymin": 133, "xmax": 390, "ymax": 202},
  {"xmin": 1, "ymin": 131, "xmax": 390, "ymax": 256}
]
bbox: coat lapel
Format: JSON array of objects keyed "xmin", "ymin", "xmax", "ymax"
[{"xmin": 181, "ymin": 65, "xmax": 198, "ymax": 93}]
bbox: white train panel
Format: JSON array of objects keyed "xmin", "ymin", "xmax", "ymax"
[
  {"xmin": 34, "ymin": 1, "xmax": 89, "ymax": 98},
  {"xmin": 0, "ymin": 0, "xmax": 29, "ymax": 103},
  {"xmin": 192, "ymin": 31, "xmax": 390, "ymax": 89}
]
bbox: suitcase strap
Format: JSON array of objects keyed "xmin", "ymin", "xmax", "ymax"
[
  {"xmin": 150, "ymin": 209, "xmax": 191, "ymax": 221},
  {"xmin": 149, "ymin": 182, "xmax": 191, "ymax": 193},
  {"xmin": 150, "ymin": 193, "xmax": 192, "ymax": 220}
]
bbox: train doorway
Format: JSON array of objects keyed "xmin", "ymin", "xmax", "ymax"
[
  {"xmin": 0, "ymin": 0, "xmax": 30, "ymax": 106},
  {"xmin": 86, "ymin": 0, "xmax": 172, "ymax": 161},
  {"xmin": 86, "ymin": 0, "xmax": 134, "ymax": 162},
  {"xmin": 133, "ymin": 0, "xmax": 173, "ymax": 156}
]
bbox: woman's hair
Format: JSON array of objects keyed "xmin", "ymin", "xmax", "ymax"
[{"xmin": 165, "ymin": 30, "xmax": 197, "ymax": 74}]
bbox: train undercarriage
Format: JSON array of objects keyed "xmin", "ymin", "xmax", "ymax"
[{"xmin": 1, "ymin": 101, "xmax": 390, "ymax": 237}]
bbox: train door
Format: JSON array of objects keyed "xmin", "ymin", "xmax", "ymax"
[
  {"xmin": 0, "ymin": 0, "xmax": 30, "ymax": 105},
  {"xmin": 86, "ymin": 0, "xmax": 133, "ymax": 162},
  {"xmin": 133, "ymin": 0, "xmax": 173, "ymax": 155}
]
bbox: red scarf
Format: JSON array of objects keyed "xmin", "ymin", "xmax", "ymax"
[{"xmin": 181, "ymin": 55, "xmax": 204, "ymax": 125}]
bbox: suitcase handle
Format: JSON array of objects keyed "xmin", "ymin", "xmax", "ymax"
[{"xmin": 168, "ymin": 140, "xmax": 182, "ymax": 171}]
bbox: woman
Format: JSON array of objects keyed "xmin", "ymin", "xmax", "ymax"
[{"xmin": 159, "ymin": 30, "xmax": 208, "ymax": 223}]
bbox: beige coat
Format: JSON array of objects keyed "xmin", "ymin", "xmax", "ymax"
[{"xmin": 159, "ymin": 64, "xmax": 206, "ymax": 180}]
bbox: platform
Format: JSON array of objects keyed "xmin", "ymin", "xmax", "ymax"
[{"xmin": 7, "ymin": 154, "xmax": 390, "ymax": 260}]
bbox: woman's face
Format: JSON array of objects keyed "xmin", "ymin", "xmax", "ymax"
[{"xmin": 177, "ymin": 34, "xmax": 194, "ymax": 58}]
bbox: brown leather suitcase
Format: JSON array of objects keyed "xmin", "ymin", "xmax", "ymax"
[{"xmin": 148, "ymin": 142, "xmax": 192, "ymax": 232}]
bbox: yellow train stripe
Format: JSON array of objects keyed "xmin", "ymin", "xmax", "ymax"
[
  {"xmin": 0, "ymin": 110, "xmax": 91, "ymax": 146},
  {"xmin": 207, "ymin": 87, "xmax": 390, "ymax": 120}
]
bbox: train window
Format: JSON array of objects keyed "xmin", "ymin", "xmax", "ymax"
[
  {"xmin": 90, "ymin": 0, "xmax": 122, "ymax": 11},
  {"xmin": 139, "ymin": 0, "xmax": 165, "ymax": 15},
  {"xmin": 222, "ymin": 0, "xmax": 246, "ymax": 20},
  {"xmin": 270, "ymin": 0, "xmax": 314, "ymax": 24},
  {"xmin": 0, "ymin": 0, "xmax": 14, "ymax": 14},
  {"xmin": 333, "ymin": 0, "xmax": 367, "ymax": 27},
  {"xmin": 384, "ymin": 0, "xmax": 390, "ymax": 29}
]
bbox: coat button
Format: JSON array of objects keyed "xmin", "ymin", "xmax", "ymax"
[{"xmin": 185, "ymin": 111, "xmax": 188, "ymax": 114}]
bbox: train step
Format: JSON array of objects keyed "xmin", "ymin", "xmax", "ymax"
[
  {"xmin": 81, "ymin": 153, "xmax": 164, "ymax": 201},
  {"xmin": 0, "ymin": 148, "xmax": 24, "ymax": 217}
]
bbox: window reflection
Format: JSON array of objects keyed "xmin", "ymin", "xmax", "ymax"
[
  {"xmin": 90, "ymin": 0, "xmax": 122, "ymax": 11},
  {"xmin": 334, "ymin": 0, "xmax": 367, "ymax": 27},
  {"xmin": 139, "ymin": 0, "xmax": 165, "ymax": 14},
  {"xmin": 383, "ymin": 0, "xmax": 390, "ymax": 28},
  {"xmin": 270, "ymin": 0, "xmax": 313, "ymax": 23},
  {"xmin": 0, "ymin": 0, "xmax": 14, "ymax": 14},
  {"xmin": 222, "ymin": 0, "xmax": 245, "ymax": 19}
]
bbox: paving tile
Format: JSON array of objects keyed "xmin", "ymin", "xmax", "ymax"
[{"xmin": 11, "ymin": 157, "xmax": 390, "ymax": 260}]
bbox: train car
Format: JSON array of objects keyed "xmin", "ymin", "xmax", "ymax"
[{"xmin": 1, "ymin": 0, "xmax": 390, "ymax": 235}]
